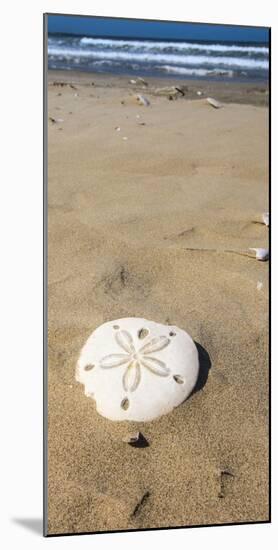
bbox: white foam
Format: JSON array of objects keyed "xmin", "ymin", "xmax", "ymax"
[
  {"xmin": 48, "ymin": 46, "xmax": 269, "ymax": 70},
  {"xmin": 79, "ymin": 37, "xmax": 268, "ymax": 55},
  {"xmin": 160, "ymin": 65, "xmax": 234, "ymax": 77}
]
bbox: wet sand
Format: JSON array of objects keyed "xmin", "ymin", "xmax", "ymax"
[{"xmin": 47, "ymin": 70, "xmax": 269, "ymax": 534}]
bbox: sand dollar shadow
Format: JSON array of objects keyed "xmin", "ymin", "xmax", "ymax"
[{"xmin": 191, "ymin": 341, "xmax": 212, "ymax": 395}]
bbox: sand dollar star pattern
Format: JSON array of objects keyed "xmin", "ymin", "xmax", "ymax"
[{"xmin": 100, "ymin": 330, "xmax": 171, "ymax": 392}]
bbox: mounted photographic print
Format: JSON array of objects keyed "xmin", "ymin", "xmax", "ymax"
[{"xmin": 44, "ymin": 13, "xmax": 270, "ymax": 536}]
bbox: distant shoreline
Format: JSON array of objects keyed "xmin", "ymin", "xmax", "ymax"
[
  {"xmin": 48, "ymin": 66, "xmax": 269, "ymax": 86},
  {"xmin": 47, "ymin": 69, "xmax": 269, "ymax": 107}
]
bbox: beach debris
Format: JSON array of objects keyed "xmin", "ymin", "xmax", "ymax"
[
  {"xmin": 122, "ymin": 432, "xmax": 140, "ymax": 444},
  {"xmin": 257, "ymin": 281, "xmax": 263, "ymax": 291},
  {"xmin": 74, "ymin": 93, "xmax": 79, "ymax": 98},
  {"xmin": 52, "ymin": 81, "xmax": 77, "ymax": 89},
  {"xmin": 249, "ymin": 248, "xmax": 269, "ymax": 261},
  {"xmin": 252, "ymin": 212, "xmax": 269, "ymax": 226},
  {"xmin": 136, "ymin": 114, "xmax": 141, "ymax": 119},
  {"xmin": 115, "ymin": 126, "xmax": 121, "ymax": 131},
  {"xmin": 130, "ymin": 76, "xmax": 148, "ymax": 86},
  {"xmin": 137, "ymin": 77, "xmax": 148, "ymax": 86},
  {"xmin": 262, "ymin": 212, "xmax": 269, "ymax": 226},
  {"xmin": 137, "ymin": 122, "xmax": 146, "ymax": 126},
  {"xmin": 135, "ymin": 94, "xmax": 150, "ymax": 107},
  {"xmin": 76, "ymin": 318, "xmax": 199, "ymax": 422},
  {"xmin": 49, "ymin": 117, "xmax": 64, "ymax": 124},
  {"xmin": 206, "ymin": 97, "xmax": 222, "ymax": 109},
  {"xmin": 122, "ymin": 136, "xmax": 128, "ymax": 141},
  {"xmin": 153, "ymin": 86, "xmax": 175, "ymax": 96},
  {"xmin": 197, "ymin": 90, "xmax": 203, "ymax": 96},
  {"xmin": 182, "ymin": 246, "xmax": 269, "ymax": 262},
  {"xmin": 52, "ymin": 81, "xmax": 67, "ymax": 87},
  {"xmin": 175, "ymin": 86, "xmax": 186, "ymax": 96},
  {"xmin": 121, "ymin": 100, "xmax": 125, "ymax": 105},
  {"xmin": 122, "ymin": 431, "xmax": 149, "ymax": 447},
  {"xmin": 154, "ymin": 86, "xmax": 185, "ymax": 99}
]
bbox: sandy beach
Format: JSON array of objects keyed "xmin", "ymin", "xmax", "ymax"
[{"xmin": 47, "ymin": 70, "xmax": 269, "ymax": 534}]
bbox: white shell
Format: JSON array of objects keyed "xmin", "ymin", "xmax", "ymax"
[
  {"xmin": 135, "ymin": 94, "xmax": 150, "ymax": 107},
  {"xmin": 262, "ymin": 212, "xmax": 269, "ymax": 226},
  {"xmin": 76, "ymin": 318, "xmax": 199, "ymax": 422},
  {"xmin": 249, "ymin": 247, "xmax": 269, "ymax": 261},
  {"xmin": 122, "ymin": 432, "xmax": 140, "ymax": 443},
  {"xmin": 206, "ymin": 97, "xmax": 222, "ymax": 109}
]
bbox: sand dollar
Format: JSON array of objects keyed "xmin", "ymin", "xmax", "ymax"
[{"xmin": 76, "ymin": 318, "xmax": 199, "ymax": 422}]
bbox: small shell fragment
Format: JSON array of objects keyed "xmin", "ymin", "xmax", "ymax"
[
  {"xmin": 137, "ymin": 77, "xmax": 148, "ymax": 86},
  {"xmin": 257, "ymin": 281, "xmax": 263, "ymax": 290},
  {"xmin": 49, "ymin": 117, "xmax": 64, "ymax": 124},
  {"xmin": 249, "ymin": 248, "xmax": 269, "ymax": 261},
  {"xmin": 129, "ymin": 77, "xmax": 147, "ymax": 86},
  {"xmin": 122, "ymin": 432, "xmax": 140, "ymax": 444},
  {"xmin": 206, "ymin": 97, "xmax": 222, "ymax": 109},
  {"xmin": 197, "ymin": 90, "xmax": 202, "ymax": 96},
  {"xmin": 122, "ymin": 136, "xmax": 128, "ymax": 141},
  {"xmin": 115, "ymin": 126, "xmax": 121, "ymax": 131},
  {"xmin": 262, "ymin": 212, "xmax": 269, "ymax": 226},
  {"xmin": 154, "ymin": 86, "xmax": 183, "ymax": 98},
  {"xmin": 135, "ymin": 94, "xmax": 150, "ymax": 107}
]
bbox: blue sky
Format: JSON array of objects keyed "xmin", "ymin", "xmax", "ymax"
[{"xmin": 47, "ymin": 14, "xmax": 269, "ymax": 43}]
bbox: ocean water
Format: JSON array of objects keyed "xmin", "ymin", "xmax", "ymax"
[{"xmin": 48, "ymin": 34, "xmax": 269, "ymax": 82}]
